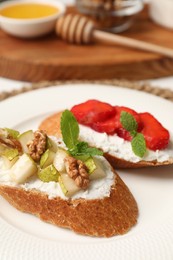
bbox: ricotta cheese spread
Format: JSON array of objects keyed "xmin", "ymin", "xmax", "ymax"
[{"xmin": 79, "ymin": 125, "xmax": 173, "ymax": 163}]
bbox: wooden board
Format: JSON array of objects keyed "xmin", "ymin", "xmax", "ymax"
[{"xmin": 0, "ymin": 5, "xmax": 173, "ymax": 82}]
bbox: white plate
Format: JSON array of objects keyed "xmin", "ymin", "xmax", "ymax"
[{"xmin": 0, "ymin": 84, "xmax": 173, "ymax": 260}]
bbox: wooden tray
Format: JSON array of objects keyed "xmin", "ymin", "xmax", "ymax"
[{"xmin": 0, "ymin": 5, "xmax": 173, "ymax": 82}]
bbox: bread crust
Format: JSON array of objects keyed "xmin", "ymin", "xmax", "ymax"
[
  {"xmin": 39, "ymin": 112, "xmax": 173, "ymax": 168},
  {"xmin": 0, "ymin": 173, "xmax": 138, "ymax": 237}
]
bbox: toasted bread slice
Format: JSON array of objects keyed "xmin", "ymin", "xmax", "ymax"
[
  {"xmin": 0, "ymin": 171, "xmax": 138, "ymax": 237},
  {"xmin": 39, "ymin": 112, "xmax": 173, "ymax": 168}
]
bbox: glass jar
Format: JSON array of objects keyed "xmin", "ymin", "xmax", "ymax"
[{"xmin": 76, "ymin": 0, "xmax": 144, "ymax": 33}]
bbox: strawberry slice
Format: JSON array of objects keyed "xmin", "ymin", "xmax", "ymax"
[
  {"xmin": 92, "ymin": 115, "xmax": 116, "ymax": 134},
  {"xmin": 116, "ymin": 128, "xmax": 132, "ymax": 141},
  {"xmin": 92, "ymin": 116, "xmax": 133, "ymax": 138},
  {"xmin": 114, "ymin": 106, "xmax": 143, "ymax": 141},
  {"xmin": 71, "ymin": 100, "xmax": 115, "ymax": 126},
  {"xmin": 140, "ymin": 112, "xmax": 170, "ymax": 150},
  {"xmin": 92, "ymin": 106, "xmax": 142, "ymax": 139}
]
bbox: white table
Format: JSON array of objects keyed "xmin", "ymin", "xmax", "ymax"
[{"xmin": 0, "ymin": 76, "xmax": 173, "ymax": 94}]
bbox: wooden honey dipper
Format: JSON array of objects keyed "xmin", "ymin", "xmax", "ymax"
[{"xmin": 56, "ymin": 14, "xmax": 173, "ymax": 58}]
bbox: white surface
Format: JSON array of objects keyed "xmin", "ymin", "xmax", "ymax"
[
  {"xmin": 148, "ymin": 76, "xmax": 173, "ymax": 90},
  {"xmin": 1, "ymin": 75, "xmax": 173, "ymax": 92},
  {"xmin": 0, "ymin": 0, "xmax": 66, "ymax": 38},
  {"xmin": 0, "ymin": 77, "xmax": 28, "ymax": 91},
  {"xmin": 0, "ymin": 84, "xmax": 173, "ymax": 260},
  {"xmin": 149, "ymin": 0, "xmax": 173, "ymax": 29}
]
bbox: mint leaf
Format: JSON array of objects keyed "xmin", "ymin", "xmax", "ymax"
[
  {"xmin": 70, "ymin": 141, "xmax": 103, "ymax": 157},
  {"xmin": 73, "ymin": 155, "xmax": 90, "ymax": 162},
  {"xmin": 83, "ymin": 146, "xmax": 103, "ymax": 156},
  {"xmin": 60, "ymin": 110, "xmax": 103, "ymax": 159},
  {"xmin": 60, "ymin": 110, "xmax": 79, "ymax": 150},
  {"xmin": 120, "ymin": 111, "xmax": 138, "ymax": 133},
  {"xmin": 75, "ymin": 142, "xmax": 88, "ymax": 153},
  {"xmin": 130, "ymin": 130, "xmax": 137, "ymax": 138},
  {"xmin": 120, "ymin": 111, "xmax": 147, "ymax": 157},
  {"xmin": 131, "ymin": 133, "xmax": 146, "ymax": 158}
]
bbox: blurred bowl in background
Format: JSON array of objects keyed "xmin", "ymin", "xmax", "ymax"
[
  {"xmin": 149, "ymin": 0, "xmax": 173, "ymax": 30},
  {"xmin": 0, "ymin": 0, "xmax": 66, "ymax": 38},
  {"xmin": 76, "ymin": 0, "xmax": 144, "ymax": 33}
]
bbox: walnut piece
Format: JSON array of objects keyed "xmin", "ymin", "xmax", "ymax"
[
  {"xmin": 64, "ymin": 156, "xmax": 89, "ymax": 189},
  {"xmin": 27, "ymin": 130, "xmax": 47, "ymax": 161},
  {"xmin": 0, "ymin": 136, "xmax": 22, "ymax": 153}
]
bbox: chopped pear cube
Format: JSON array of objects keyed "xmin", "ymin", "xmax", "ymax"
[
  {"xmin": 0, "ymin": 144, "xmax": 8, "ymax": 155},
  {"xmin": 46, "ymin": 137, "xmax": 59, "ymax": 152},
  {"xmin": 89, "ymin": 158, "xmax": 106, "ymax": 180},
  {"xmin": 38, "ymin": 164, "xmax": 59, "ymax": 182},
  {"xmin": 0, "ymin": 145, "xmax": 19, "ymax": 159},
  {"xmin": 59, "ymin": 174, "xmax": 80, "ymax": 197},
  {"xmin": 10, "ymin": 153, "xmax": 37, "ymax": 184},
  {"xmin": 4, "ymin": 128, "xmax": 20, "ymax": 139},
  {"xmin": 1, "ymin": 148, "xmax": 19, "ymax": 169},
  {"xmin": 0, "ymin": 128, "xmax": 8, "ymax": 138},
  {"xmin": 3, "ymin": 148, "xmax": 18, "ymax": 161},
  {"xmin": 40, "ymin": 149, "xmax": 55, "ymax": 168},
  {"xmin": 2, "ymin": 155, "xmax": 19, "ymax": 170},
  {"xmin": 84, "ymin": 157, "xmax": 96, "ymax": 174},
  {"xmin": 18, "ymin": 130, "xmax": 34, "ymax": 153},
  {"xmin": 53, "ymin": 147, "xmax": 69, "ymax": 174}
]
